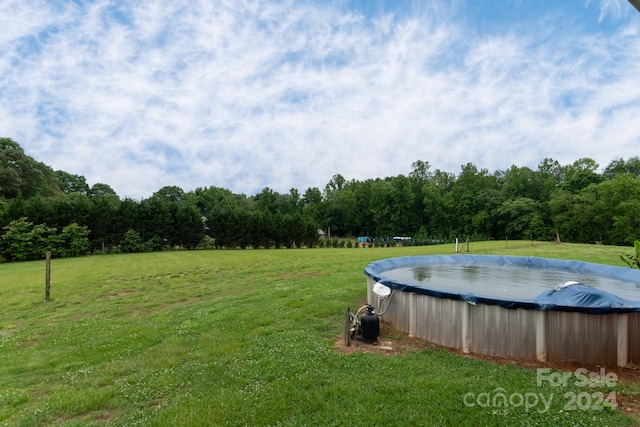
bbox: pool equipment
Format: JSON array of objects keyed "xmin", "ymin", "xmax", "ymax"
[{"xmin": 345, "ymin": 282, "xmax": 394, "ymax": 345}]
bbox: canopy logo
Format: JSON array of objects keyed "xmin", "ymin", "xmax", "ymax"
[{"xmin": 463, "ymin": 367, "xmax": 617, "ymax": 415}]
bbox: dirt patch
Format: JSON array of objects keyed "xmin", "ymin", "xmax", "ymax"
[
  {"xmin": 333, "ymin": 320, "xmax": 431, "ymax": 355},
  {"xmin": 334, "ymin": 320, "xmax": 640, "ymax": 421}
]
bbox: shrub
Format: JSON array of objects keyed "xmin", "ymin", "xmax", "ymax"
[{"xmin": 120, "ymin": 229, "xmax": 145, "ymax": 253}]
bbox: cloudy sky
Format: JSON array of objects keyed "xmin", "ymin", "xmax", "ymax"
[{"xmin": 2, "ymin": 0, "xmax": 639, "ymax": 199}]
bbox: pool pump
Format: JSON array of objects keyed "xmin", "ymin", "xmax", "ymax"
[
  {"xmin": 346, "ymin": 304, "xmax": 380, "ymax": 345},
  {"xmin": 360, "ymin": 305, "xmax": 380, "ymax": 342}
]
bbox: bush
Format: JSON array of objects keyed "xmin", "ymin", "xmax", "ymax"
[
  {"xmin": 53, "ymin": 223, "xmax": 90, "ymax": 258},
  {"xmin": 0, "ymin": 218, "xmax": 90, "ymax": 261},
  {"xmin": 120, "ymin": 229, "xmax": 145, "ymax": 253}
]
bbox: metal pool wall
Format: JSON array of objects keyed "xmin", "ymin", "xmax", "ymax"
[{"xmin": 365, "ymin": 255, "xmax": 640, "ymax": 367}]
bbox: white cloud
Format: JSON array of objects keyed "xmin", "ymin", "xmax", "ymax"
[{"xmin": 1, "ymin": 0, "xmax": 639, "ymax": 198}]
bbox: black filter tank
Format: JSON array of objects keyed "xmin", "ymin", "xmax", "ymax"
[{"xmin": 360, "ymin": 305, "xmax": 379, "ymax": 342}]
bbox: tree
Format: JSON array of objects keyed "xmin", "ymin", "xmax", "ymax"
[
  {"xmin": 173, "ymin": 202, "xmax": 204, "ymax": 248},
  {"xmin": 324, "ymin": 174, "xmax": 346, "ymax": 197},
  {"xmin": 288, "ymin": 188, "xmax": 301, "ymax": 215},
  {"xmin": 500, "ymin": 165, "xmax": 539, "ymax": 200},
  {"xmin": 556, "ymin": 189, "xmax": 600, "ymax": 243},
  {"xmin": 301, "ymin": 187, "xmax": 323, "ymax": 225},
  {"xmin": 496, "ymin": 197, "xmax": 544, "ymax": 240},
  {"xmin": 322, "ymin": 175, "xmax": 357, "ymax": 236},
  {"xmin": 302, "ymin": 187, "xmax": 322, "ymax": 205},
  {"xmin": 113, "ymin": 198, "xmax": 140, "ymax": 243},
  {"xmin": 152, "ymin": 185, "xmax": 184, "ymax": 203},
  {"xmin": 549, "ymin": 189, "xmax": 573, "ymax": 241},
  {"xmin": 409, "ymin": 160, "xmax": 432, "ymax": 227},
  {"xmin": 344, "ymin": 179, "xmax": 375, "ymax": 237},
  {"xmin": 537, "ymin": 158, "xmax": 564, "ymax": 185},
  {"xmin": 562, "ymin": 158, "xmax": 603, "ymax": 193},
  {"xmin": 326, "ymin": 186, "xmax": 358, "ymax": 236},
  {"xmin": 138, "ymin": 197, "xmax": 172, "ymax": 247},
  {"xmin": 88, "ymin": 183, "xmax": 119, "ymax": 199},
  {"xmin": 193, "ymin": 186, "xmax": 239, "ymax": 216},
  {"xmin": 50, "ymin": 193, "xmax": 92, "ymax": 228},
  {"xmin": 0, "ymin": 138, "xmax": 62, "ymax": 199},
  {"xmin": 273, "ymin": 192, "xmax": 295, "ymax": 215},
  {"xmin": 422, "ymin": 169, "xmax": 455, "ymax": 239},
  {"xmin": 55, "ymin": 171, "xmax": 89, "ymax": 195},
  {"xmin": 368, "ymin": 179, "xmax": 394, "ymax": 237},
  {"xmin": 247, "ymin": 210, "xmax": 275, "ymax": 248},
  {"xmin": 0, "ymin": 138, "xmax": 23, "ymax": 198},
  {"xmin": 253, "ymin": 187, "xmax": 278, "ymax": 214},
  {"xmin": 409, "ymin": 160, "xmax": 432, "ymax": 182},
  {"xmin": 448, "ymin": 163, "xmax": 501, "ymax": 239},
  {"xmin": 390, "ymin": 174, "xmax": 417, "ymax": 235},
  {"xmin": 591, "ymin": 175, "xmax": 640, "ymax": 245},
  {"xmin": 613, "ymin": 199, "xmax": 640, "ymax": 245},
  {"xmin": 603, "ymin": 157, "xmax": 640, "ymax": 180},
  {"xmin": 88, "ymin": 195, "xmax": 120, "ymax": 251},
  {"xmin": 23, "ymin": 197, "xmax": 52, "ymax": 226}
]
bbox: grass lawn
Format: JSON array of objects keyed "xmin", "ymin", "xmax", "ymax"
[{"xmin": 1, "ymin": 241, "xmax": 639, "ymax": 426}]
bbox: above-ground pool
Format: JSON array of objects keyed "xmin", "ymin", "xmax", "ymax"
[{"xmin": 364, "ymin": 255, "xmax": 640, "ymax": 366}]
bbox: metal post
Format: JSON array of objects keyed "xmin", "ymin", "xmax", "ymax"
[
  {"xmin": 617, "ymin": 314, "xmax": 628, "ymax": 367},
  {"xmin": 536, "ymin": 310, "xmax": 547, "ymax": 362},
  {"xmin": 462, "ymin": 302, "xmax": 471, "ymax": 353}
]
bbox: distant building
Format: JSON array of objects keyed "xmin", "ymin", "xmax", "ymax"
[{"xmin": 317, "ymin": 229, "xmax": 326, "ymax": 240}]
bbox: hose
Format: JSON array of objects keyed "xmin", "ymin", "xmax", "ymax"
[
  {"xmin": 353, "ymin": 305, "xmax": 369, "ymax": 322},
  {"xmin": 351, "ymin": 290, "xmax": 396, "ymax": 328},
  {"xmin": 376, "ymin": 290, "xmax": 396, "ymax": 316}
]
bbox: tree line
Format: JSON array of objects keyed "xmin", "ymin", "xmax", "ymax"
[{"xmin": 2, "ymin": 137, "xmax": 640, "ymax": 261}]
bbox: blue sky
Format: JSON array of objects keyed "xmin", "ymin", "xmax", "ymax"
[{"xmin": 1, "ymin": 0, "xmax": 639, "ymax": 199}]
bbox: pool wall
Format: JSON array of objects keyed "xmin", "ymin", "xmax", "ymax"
[{"xmin": 365, "ymin": 255, "xmax": 640, "ymax": 366}]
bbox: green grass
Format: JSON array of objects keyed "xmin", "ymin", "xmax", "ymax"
[{"xmin": 0, "ymin": 241, "xmax": 638, "ymax": 426}]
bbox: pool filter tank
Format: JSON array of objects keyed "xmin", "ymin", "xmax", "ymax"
[{"xmin": 360, "ymin": 305, "xmax": 379, "ymax": 342}]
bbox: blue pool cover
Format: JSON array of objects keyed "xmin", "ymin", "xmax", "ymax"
[{"xmin": 364, "ymin": 255, "xmax": 640, "ymax": 314}]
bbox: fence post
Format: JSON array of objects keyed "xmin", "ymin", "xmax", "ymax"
[{"xmin": 45, "ymin": 251, "xmax": 51, "ymax": 301}]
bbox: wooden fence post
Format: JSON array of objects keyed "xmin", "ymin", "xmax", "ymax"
[{"xmin": 45, "ymin": 251, "xmax": 51, "ymax": 301}]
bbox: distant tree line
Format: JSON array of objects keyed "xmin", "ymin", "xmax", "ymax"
[{"xmin": 2, "ymin": 137, "xmax": 640, "ymax": 261}]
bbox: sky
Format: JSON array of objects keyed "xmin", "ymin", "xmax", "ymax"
[{"xmin": 1, "ymin": 0, "xmax": 639, "ymax": 199}]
